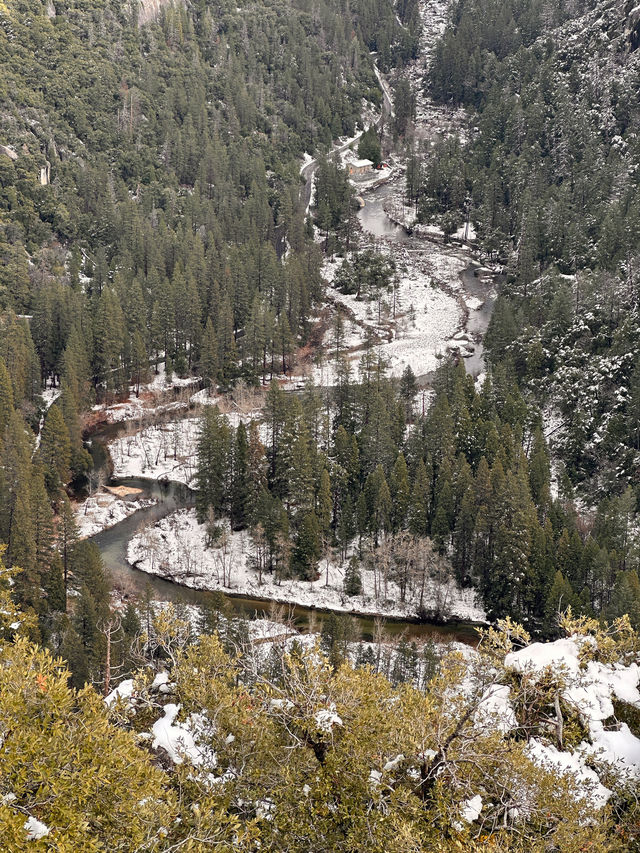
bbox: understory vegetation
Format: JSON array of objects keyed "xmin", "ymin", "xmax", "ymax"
[{"xmin": 1, "ymin": 558, "xmax": 639, "ymax": 851}]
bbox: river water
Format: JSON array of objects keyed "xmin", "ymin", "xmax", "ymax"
[
  {"xmin": 89, "ymin": 467, "xmax": 478, "ymax": 642},
  {"xmin": 88, "ymin": 175, "xmax": 492, "ymax": 647},
  {"xmin": 357, "ymin": 177, "xmax": 495, "ymax": 379}
]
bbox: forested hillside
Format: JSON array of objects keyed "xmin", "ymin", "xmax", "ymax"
[
  {"xmin": 0, "ymin": 0, "xmax": 415, "ymax": 397},
  {"xmin": 418, "ymin": 0, "xmax": 640, "ymax": 490},
  {"xmin": 0, "ymin": 0, "xmax": 415, "ymax": 644},
  {"xmin": 394, "ymin": 0, "xmax": 640, "ymax": 621},
  {"xmin": 1, "ymin": 0, "xmax": 640, "ymax": 651},
  {"xmin": 3, "ymin": 0, "xmax": 640, "ymax": 846}
]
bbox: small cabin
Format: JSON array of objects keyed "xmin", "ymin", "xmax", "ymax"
[{"xmin": 348, "ymin": 158, "xmax": 372, "ymax": 176}]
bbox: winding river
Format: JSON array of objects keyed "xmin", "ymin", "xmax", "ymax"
[{"xmin": 88, "ymin": 69, "xmax": 496, "ymax": 646}]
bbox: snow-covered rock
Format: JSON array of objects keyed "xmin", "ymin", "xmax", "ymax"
[{"xmin": 503, "ymin": 635, "xmax": 640, "ymax": 798}]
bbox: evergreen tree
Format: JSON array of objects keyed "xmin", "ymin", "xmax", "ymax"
[
  {"xmin": 390, "ymin": 453, "xmax": 410, "ymax": 532},
  {"xmin": 408, "ymin": 459, "xmax": 430, "ymax": 537},
  {"xmin": 59, "ymin": 377, "xmax": 92, "ymax": 482},
  {"xmin": 290, "ymin": 512, "xmax": 322, "ymax": 580},
  {"xmin": 317, "ymin": 468, "xmax": 333, "ymax": 543},
  {"xmin": 38, "ymin": 403, "xmax": 72, "ymax": 498},
  {"xmin": 0, "ymin": 355, "xmax": 14, "ymax": 440},
  {"xmin": 58, "ymin": 494, "xmax": 79, "ymax": 593},
  {"xmin": 195, "ymin": 406, "xmax": 231, "ymax": 522},
  {"xmin": 230, "ymin": 422, "xmax": 250, "ymax": 530},
  {"xmin": 343, "ymin": 555, "xmax": 363, "ymax": 596},
  {"xmin": 130, "ymin": 329, "xmax": 148, "ymax": 398},
  {"xmin": 199, "ymin": 317, "xmax": 219, "ymax": 396}
]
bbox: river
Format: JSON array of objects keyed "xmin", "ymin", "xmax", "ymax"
[
  {"xmin": 89, "ymin": 475, "xmax": 479, "ymax": 644},
  {"xmin": 87, "ymin": 192, "xmax": 490, "ymax": 645},
  {"xmin": 356, "ymin": 176, "xmax": 496, "ymax": 379},
  {"xmin": 87, "ymin": 57, "xmax": 494, "ymax": 648}
]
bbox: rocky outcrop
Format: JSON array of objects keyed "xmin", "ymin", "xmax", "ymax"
[
  {"xmin": 623, "ymin": 0, "xmax": 640, "ymax": 51},
  {"xmin": 0, "ymin": 144, "xmax": 18, "ymax": 161},
  {"xmin": 136, "ymin": 0, "xmax": 183, "ymax": 26}
]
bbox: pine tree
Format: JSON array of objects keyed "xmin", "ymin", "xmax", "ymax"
[
  {"xmin": 390, "ymin": 453, "xmax": 410, "ymax": 532},
  {"xmin": 195, "ymin": 406, "xmax": 231, "ymax": 522},
  {"xmin": 38, "ymin": 403, "xmax": 72, "ymax": 498},
  {"xmin": 59, "ymin": 376, "xmax": 92, "ymax": 482},
  {"xmin": 230, "ymin": 421, "xmax": 250, "ymax": 530},
  {"xmin": 93, "ymin": 288, "xmax": 126, "ymax": 394},
  {"xmin": 399, "ymin": 365, "xmax": 417, "ymax": 420},
  {"xmin": 343, "ymin": 555, "xmax": 362, "ymax": 596},
  {"xmin": 44, "ymin": 552, "xmax": 67, "ymax": 613},
  {"xmin": 72, "ymin": 584, "xmax": 102, "ymax": 687},
  {"xmin": 545, "ymin": 570, "xmax": 576, "ymax": 630},
  {"xmin": 284, "ymin": 405, "xmax": 314, "ymax": 515},
  {"xmin": 71, "ymin": 540, "xmax": 110, "ymax": 615},
  {"xmin": 607, "ymin": 570, "xmax": 640, "ymax": 627},
  {"xmin": 338, "ymin": 493, "xmax": 356, "ymax": 560},
  {"xmin": 317, "ymin": 468, "xmax": 333, "ymax": 542},
  {"xmin": 452, "ymin": 489, "xmax": 476, "ymax": 584},
  {"xmin": 9, "ymin": 489, "xmax": 38, "ymax": 612},
  {"xmin": 58, "ymin": 494, "xmax": 79, "ymax": 592},
  {"xmin": 199, "ymin": 316, "xmax": 219, "ymax": 396},
  {"xmin": 409, "ymin": 459, "xmax": 430, "ymax": 537},
  {"xmin": 30, "ymin": 467, "xmax": 54, "ymax": 577},
  {"xmin": 529, "ymin": 427, "xmax": 551, "ymax": 514},
  {"xmin": 0, "ymin": 355, "xmax": 14, "ymax": 440},
  {"xmin": 0, "ymin": 412, "xmax": 37, "ymax": 595},
  {"xmin": 431, "ymin": 504, "xmax": 450, "ymax": 555},
  {"xmin": 130, "ymin": 329, "xmax": 148, "ymax": 398},
  {"xmin": 374, "ymin": 473, "xmax": 392, "ymax": 542},
  {"xmin": 291, "ymin": 512, "xmax": 322, "ymax": 580},
  {"xmin": 61, "ymin": 324, "xmax": 91, "ymax": 409}
]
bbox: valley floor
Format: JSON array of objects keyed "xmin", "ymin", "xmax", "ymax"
[{"xmin": 126, "ymin": 508, "xmax": 487, "ymax": 623}]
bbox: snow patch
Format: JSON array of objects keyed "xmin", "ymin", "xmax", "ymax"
[
  {"xmin": 151, "ymin": 704, "xmax": 209, "ymax": 766},
  {"xmin": 105, "ymin": 678, "xmax": 135, "ymax": 707},
  {"xmin": 314, "ymin": 704, "xmax": 343, "ymax": 732},
  {"xmin": 24, "ymin": 817, "xmax": 50, "ymax": 840}
]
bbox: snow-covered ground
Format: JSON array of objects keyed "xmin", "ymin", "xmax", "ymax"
[
  {"xmin": 311, "ymin": 237, "xmax": 465, "ymax": 383},
  {"xmin": 90, "ymin": 362, "xmax": 198, "ymax": 425},
  {"xmin": 108, "ymin": 405, "xmax": 266, "ymax": 486},
  {"xmin": 91, "ymin": 395, "xmax": 189, "ymax": 425},
  {"xmin": 75, "ymin": 489, "xmax": 157, "ymax": 538},
  {"xmin": 126, "ymin": 508, "xmax": 487, "ymax": 623},
  {"xmin": 109, "ymin": 418, "xmax": 201, "ymax": 486}
]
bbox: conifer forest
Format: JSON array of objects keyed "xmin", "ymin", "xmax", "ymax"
[{"xmin": 2, "ymin": 0, "xmax": 640, "ymax": 848}]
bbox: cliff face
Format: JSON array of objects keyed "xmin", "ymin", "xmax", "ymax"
[
  {"xmin": 136, "ymin": 0, "xmax": 183, "ymax": 26},
  {"xmin": 623, "ymin": 0, "xmax": 640, "ymax": 51}
]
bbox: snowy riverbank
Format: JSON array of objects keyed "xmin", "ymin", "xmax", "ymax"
[
  {"xmin": 109, "ymin": 418, "xmax": 201, "ymax": 486},
  {"xmin": 107, "ymin": 404, "xmax": 266, "ymax": 486},
  {"xmin": 126, "ymin": 508, "xmax": 487, "ymax": 624},
  {"xmin": 75, "ymin": 489, "xmax": 157, "ymax": 538}
]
